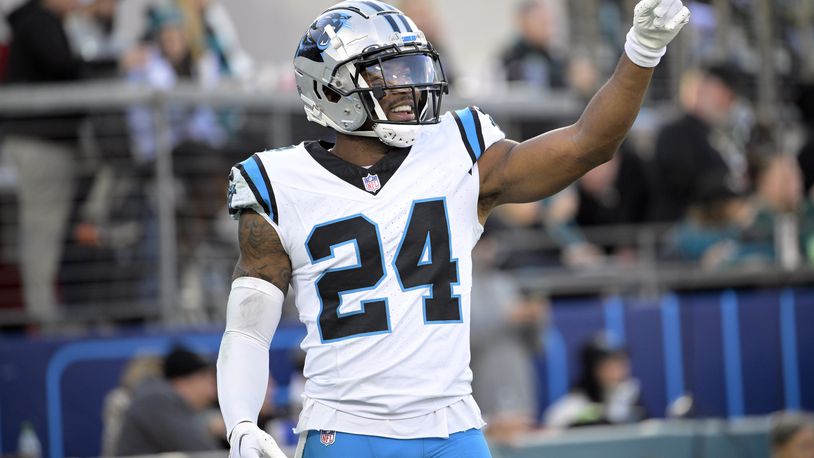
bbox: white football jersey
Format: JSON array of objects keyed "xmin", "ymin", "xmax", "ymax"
[{"xmin": 228, "ymin": 107, "xmax": 504, "ymax": 423}]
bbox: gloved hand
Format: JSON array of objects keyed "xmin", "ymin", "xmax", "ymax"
[
  {"xmin": 624, "ymin": 0, "xmax": 691, "ymax": 67},
  {"xmin": 228, "ymin": 422, "xmax": 288, "ymax": 458}
]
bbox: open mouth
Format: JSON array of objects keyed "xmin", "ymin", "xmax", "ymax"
[{"xmin": 388, "ymin": 103, "xmax": 415, "ymax": 122}]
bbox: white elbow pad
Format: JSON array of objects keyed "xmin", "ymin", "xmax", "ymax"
[
  {"xmin": 223, "ymin": 277, "xmax": 283, "ymax": 348},
  {"xmin": 217, "ymin": 277, "xmax": 284, "ymax": 439}
]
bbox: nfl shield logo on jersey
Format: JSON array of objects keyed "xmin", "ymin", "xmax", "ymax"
[
  {"xmin": 362, "ymin": 173, "xmax": 381, "ymax": 193},
  {"xmin": 319, "ymin": 430, "xmax": 336, "ymax": 446}
]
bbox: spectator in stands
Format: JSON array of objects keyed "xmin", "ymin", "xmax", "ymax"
[
  {"xmin": 576, "ymin": 142, "xmax": 649, "ymax": 228},
  {"xmin": 543, "ymin": 334, "xmax": 646, "ymax": 429},
  {"xmin": 798, "ymin": 83, "xmax": 814, "ymax": 263},
  {"xmin": 667, "ymin": 175, "xmax": 765, "ymax": 269},
  {"xmin": 500, "ymin": 0, "xmax": 568, "ymax": 90},
  {"xmin": 114, "ymin": 346, "xmax": 224, "ymax": 456},
  {"xmin": 648, "ymin": 65, "xmax": 749, "ymax": 222},
  {"xmin": 173, "ymin": 0, "xmax": 253, "ymax": 81},
  {"xmin": 127, "ymin": 6, "xmax": 225, "ymax": 162},
  {"xmin": 65, "ymin": 0, "xmax": 123, "ymax": 73},
  {"xmin": 573, "ymin": 141, "xmax": 650, "ymax": 261},
  {"xmin": 469, "ymin": 231, "xmax": 547, "ymax": 442},
  {"xmin": 746, "ymin": 151, "xmax": 814, "ymax": 266},
  {"xmin": 2, "ymin": 0, "xmax": 85, "ymax": 325},
  {"xmin": 489, "ymin": 199, "xmax": 605, "ymax": 270},
  {"xmin": 771, "ymin": 412, "xmax": 814, "ymax": 458},
  {"xmin": 544, "ymin": 191, "xmax": 606, "ymax": 268},
  {"xmin": 0, "ymin": 13, "xmax": 9, "ymax": 80},
  {"xmin": 100, "ymin": 355, "xmax": 163, "ymax": 456},
  {"xmin": 797, "ymin": 82, "xmax": 814, "ymax": 203}
]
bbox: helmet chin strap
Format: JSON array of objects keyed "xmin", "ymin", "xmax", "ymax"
[
  {"xmin": 337, "ymin": 123, "xmax": 418, "ymax": 148},
  {"xmin": 373, "ymin": 123, "xmax": 420, "ymax": 147}
]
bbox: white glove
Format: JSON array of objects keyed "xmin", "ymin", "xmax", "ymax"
[
  {"xmin": 229, "ymin": 422, "xmax": 288, "ymax": 458},
  {"xmin": 624, "ymin": 0, "xmax": 691, "ymax": 67}
]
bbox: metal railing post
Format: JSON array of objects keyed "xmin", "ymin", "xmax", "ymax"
[
  {"xmin": 752, "ymin": 0, "xmax": 778, "ymax": 128},
  {"xmin": 713, "ymin": 0, "xmax": 731, "ymax": 60},
  {"xmin": 269, "ymin": 108, "xmax": 293, "ymax": 149},
  {"xmin": 152, "ymin": 92, "xmax": 178, "ymax": 325}
]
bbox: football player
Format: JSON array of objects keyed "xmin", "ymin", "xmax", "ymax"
[{"xmin": 217, "ymin": 1, "xmax": 690, "ymax": 457}]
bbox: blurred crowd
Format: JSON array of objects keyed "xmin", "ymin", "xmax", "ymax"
[
  {"xmin": 0, "ymin": 0, "xmax": 265, "ymax": 326},
  {"xmin": 0, "ymin": 0, "xmax": 811, "ymax": 324}
]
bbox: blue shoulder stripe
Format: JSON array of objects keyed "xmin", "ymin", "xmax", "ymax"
[
  {"xmin": 452, "ymin": 108, "xmax": 485, "ymax": 165},
  {"xmin": 237, "ymin": 154, "xmax": 278, "ymax": 224}
]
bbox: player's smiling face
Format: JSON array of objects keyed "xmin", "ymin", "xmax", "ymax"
[
  {"xmin": 361, "ymin": 59, "xmax": 419, "ymax": 122},
  {"xmin": 381, "ymin": 90, "xmax": 418, "ymax": 122}
]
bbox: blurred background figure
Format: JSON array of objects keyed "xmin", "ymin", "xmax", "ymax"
[
  {"xmin": 796, "ymin": 82, "xmax": 814, "ymax": 263},
  {"xmin": 127, "ymin": 6, "xmax": 224, "ymax": 163},
  {"xmin": 500, "ymin": 0, "xmax": 568, "ymax": 91},
  {"xmin": 126, "ymin": 6, "xmax": 232, "ymax": 321},
  {"xmin": 771, "ymin": 412, "xmax": 814, "ymax": 458},
  {"xmin": 572, "ymin": 141, "xmax": 650, "ymax": 262},
  {"xmin": 100, "ymin": 355, "xmax": 164, "ymax": 457},
  {"xmin": 649, "ymin": 64, "xmax": 750, "ymax": 223},
  {"xmin": 469, "ymin": 230, "xmax": 548, "ymax": 443},
  {"xmin": 113, "ymin": 346, "xmax": 223, "ymax": 456},
  {"xmin": 797, "ymin": 83, "xmax": 814, "ymax": 201},
  {"xmin": 173, "ymin": 0, "xmax": 253, "ymax": 81},
  {"xmin": 543, "ymin": 334, "xmax": 646, "ymax": 429},
  {"xmin": 667, "ymin": 175, "xmax": 760, "ymax": 269},
  {"xmin": 0, "ymin": 12, "xmax": 8, "ymax": 80},
  {"xmin": 2, "ymin": 0, "xmax": 85, "ymax": 325},
  {"xmin": 65, "ymin": 0, "xmax": 123, "ymax": 74},
  {"xmin": 747, "ymin": 149, "xmax": 814, "ymax": 268},
  {"xmin": 575, "ymin": 142, "xmax": 649, "ymax": 230}
]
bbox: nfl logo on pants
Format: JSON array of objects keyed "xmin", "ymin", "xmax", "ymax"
[{"xmin": 320, "ymin": 430, "xmax": 336, "ymax": 446}]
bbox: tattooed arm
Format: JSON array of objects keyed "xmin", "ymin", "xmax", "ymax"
[
  {"xmin": 233, "ymin": 210, "xmax": 292, "ymax": 294},
  {"xmin": 218, "ymin": 210, "xmax": 291, "ymax": 458}
]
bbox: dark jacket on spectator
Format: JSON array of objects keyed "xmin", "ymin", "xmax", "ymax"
[
  {"xmin": 501, "ymin": 39, "xmax": 567, "ymax": 89},
  {"xmin": 799, "ymin": 129, "xmax": 814, "ymax": 193},
  {"xmin": 648, "ymin": 113, "xmax": 734, "ymax": 222},
  {"xmin": 576, "ymin": 145, "xmax": 649, "ymax": 227},
  {"xmin": 3, "ymin": 0, "xmax": 83, "ymax": 141}
]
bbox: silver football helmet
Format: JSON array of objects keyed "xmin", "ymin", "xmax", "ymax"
[{"xmin": 293, "ymin": 1, "xmax": 448, "ymax": 148}]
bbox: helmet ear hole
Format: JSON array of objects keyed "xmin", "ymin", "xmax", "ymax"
[{"xmin": 322, "ymin": 85, "xmax": 342, "ymax": 103}]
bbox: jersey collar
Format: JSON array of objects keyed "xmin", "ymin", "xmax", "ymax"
[{"xmin": 304, "ymin": 140, "xmax": 411, "ymax": 195}]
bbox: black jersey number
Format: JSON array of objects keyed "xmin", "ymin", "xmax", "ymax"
[
  {"xmin": 393, "ymin": 199, "xmax": 461, "ymax": 323},
  {"xmin": 306, "ymin": 199, "xmax": 460, "ymax": 342},
  {"xmin": 306, "ymin": 215, "xmax": 390, "ymax": 342}
]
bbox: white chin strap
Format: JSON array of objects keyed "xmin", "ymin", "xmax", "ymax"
[
  {"xmin": 338, "ymin": 124, "xmax": 420, "ymax": 148},
  {"xmin": 373, "ymin": 123, "xmax": 420, "ymax": 147}
]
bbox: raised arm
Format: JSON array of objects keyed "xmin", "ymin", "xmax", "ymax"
[
  {"xmin": 478, "ymin": 0, "xmax": 690, "ymax": 221},
  {"xmin": 217, "ymin": 210, "xmax": 290, "ymax": 458}
]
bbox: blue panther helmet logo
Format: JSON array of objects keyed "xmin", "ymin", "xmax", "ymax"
[{"xmin": 295, "ymin": 12, "xmax": 352, "ymax": 63}]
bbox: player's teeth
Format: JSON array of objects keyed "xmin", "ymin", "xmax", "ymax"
[{"xmin": 392, "ymin": 105, "xmax": 412, "ymax": 113}]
